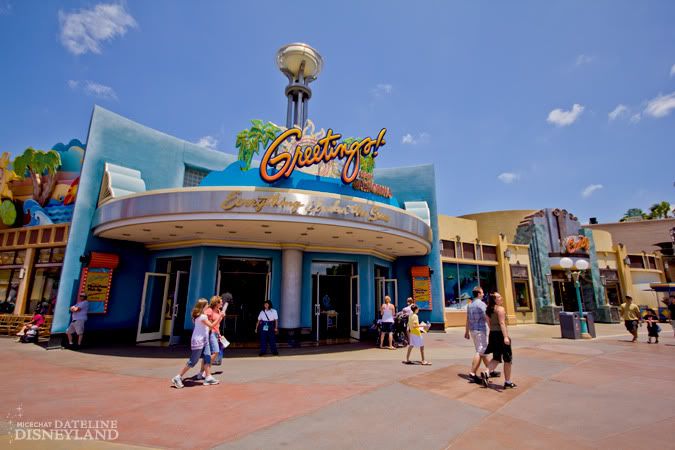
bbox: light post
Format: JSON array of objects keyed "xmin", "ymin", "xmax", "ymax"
[{"xmin": 560, "ymin": 257, "xmax": 592, "ymax": 339}]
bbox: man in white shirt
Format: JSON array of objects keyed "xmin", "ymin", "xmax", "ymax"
[{"xmin": 66, "ymin": 293, "xmax": 89, "ymax": 347}]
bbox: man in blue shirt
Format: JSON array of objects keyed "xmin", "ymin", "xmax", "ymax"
[{"xmin": 464, "ymin": 286, "xmax": 489, "ymax": 383}]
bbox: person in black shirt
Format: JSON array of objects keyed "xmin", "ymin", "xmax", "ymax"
[{"xmin": 644, "ymin": 308, "xmax": 660, "ymax": 344}]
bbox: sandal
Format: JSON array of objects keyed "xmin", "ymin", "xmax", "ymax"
[
  {"xmin": 421, "ymin": 361, "xmax": 432, "ymax": 366},
  {"xmin": 388, "ymin": 346, "xmax": 396, "ymax": 350},
  {"xmin": 402, "ymin": 360, "xmax": 414, "ymax": 365}
]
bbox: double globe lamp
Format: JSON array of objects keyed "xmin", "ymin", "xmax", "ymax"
[{"xmin": 560, "ymin": 257, "xmax": 592, "ymax": 339}]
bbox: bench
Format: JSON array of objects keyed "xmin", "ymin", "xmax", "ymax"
[{"xmin": 0, "ymin": 314, "xmax": 53, "ymax": 341}]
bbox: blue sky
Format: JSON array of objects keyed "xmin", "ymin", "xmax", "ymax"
[{"xmin": 0, "ymin": 1, "xmax": 673, "ymax": 223}]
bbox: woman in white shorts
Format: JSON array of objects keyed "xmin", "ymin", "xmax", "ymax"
[{"xmin": 403, "ymin": 305, "xmax": 431, "ymax": 365}]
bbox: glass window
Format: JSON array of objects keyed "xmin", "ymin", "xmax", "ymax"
[
  {"xmin": 0, "ymin": 268, "xmax": 19, "ymax": 313},
  {"xmin": 37, "ymin": 249, "xmax": 51, "ymax": 263},
  {"xmin": 628, "ymin": 255, "xmax": 645, "ymax": 269},
  {"xmin": 482, "ymin": 245, "xmax": 497, "ymax": 261},
  {"xmin": 26, "ymin": 266, "xmax": 61, "ymax": 315},
  {"xmin": 183, "ymin": 166, "xmax": 210, "ymax": 187},
  {"xmin": 647, "ymin": 256, "xmax": 656, "ymax": 270},
  {"xmin": 514, "ymin": 281, "xmax": 531, "ymax": 310},
  {"xmin": 443, "ymin": 263, "xmax": 496, "ymax": 310},
  {"xmin": 462, "ymin": 243, "xmax": 476, "ymax": 260},
  {"xmin": 0, "ymin": 251, "xmax": 14, "ymax": 265},
  {"xmin": 51, "ymin": 247, "xmax": 65, "ymax": 263},
  {"xmin": 440, "ymin": 240, "xmax": 456, "ymax": 258}
]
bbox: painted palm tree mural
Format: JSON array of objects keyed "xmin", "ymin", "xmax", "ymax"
[
  {"xmin": 12, "ymin": 148, "xmax": 62, "ymax": 206},
  {"xmin": 235, "ymin": 120, "xmax": 280, "ymax": 171}
]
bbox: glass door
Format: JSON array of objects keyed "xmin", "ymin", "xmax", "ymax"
[
  {"xmin": 137, "ymin": 273, "xmax": 169, "ymax": 342},
  {"xmin": 385, "ymin": 279, "xmax": 399, "ymax": 309},
  {"xmin": 169, "ymin": 270, "xmax": 189, "ymax": 345},
  {"xmin": 350, "ymin": 275, "xmax": 360, "ymax": 339},
  {"xmin": 375, "ymin": 276, "xmax": 385, "ymax": 321}
]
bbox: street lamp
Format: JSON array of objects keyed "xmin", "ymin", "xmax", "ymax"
[
  {"xmin": 276, "ymin": 43, "xmax": 324, "ymax": 129},
  {"xmin": 560, "ymin": 257, "xmax": 592, "ymax": 338}
]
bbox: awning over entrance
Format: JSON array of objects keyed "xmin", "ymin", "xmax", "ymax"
[{"xmin": 92, "ymin": 187, "xmax": 433, "ymax": 259}]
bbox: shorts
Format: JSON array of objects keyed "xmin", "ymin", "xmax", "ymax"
[
  {"xmin": 409, "ymin": 334, "xmax": 424, "ymax": 348},
  {"xmin": 484, "ymin": 330, "xmax": 512, "ymax": 364},
  {"xmin": 186, "ymin": 346, "xmax": 211, "ymax": 368},
  {"xmin": 66, "ymin": 320, "xmax": 85, "ymax": 335},
  {"xmin": 624, "ymin": 320, "xmax": 638, "ymax": 332},
  {"xmin": 470, "ymin": 329, "xmax": 488, "ymax": 354},
  {"xmin": 381, "ymin": 322, "xmax": 394, "ymax": 333},
  {"xmin": 208, "ymin": 332, "xmax": 219, "ymax": 354}
]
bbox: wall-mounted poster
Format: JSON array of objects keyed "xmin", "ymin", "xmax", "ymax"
[
  {"xmin": 411, "ymin": 266, "xmax": 432, "ymax": 311},
  {"xmin": 76, "ymin": 252, "xmax": 119, "ymax": 314},
  {"xmin": 78, "ymin": 267, "xmax": 113, "ymax": 314}
]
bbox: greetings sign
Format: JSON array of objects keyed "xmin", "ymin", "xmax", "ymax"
[
  {"xmin": 259, "ymin": 128, "xmax": 387, "ymax": 184},
  {"xmin": 411, "ymin": 266, "xmax": 432, "ymax": 311}
]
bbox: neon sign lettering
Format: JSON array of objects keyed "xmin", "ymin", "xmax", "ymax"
[{"xmin": 259, "ymin": 128, "xmax": 387, "ymax": 184}]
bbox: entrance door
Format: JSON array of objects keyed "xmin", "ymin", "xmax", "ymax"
[
  {"xmin": 137, "ymin": 273, "xmax": 169, "ymax": 342},
  {"xmin": 377, "ymin": 278, "xmax": 399, "ymax": 310},
  {"xmin": 216, "ymin": 258, "xmax": 271, "ymax": 342},
  {"xmin": 350, "ymin": 275, "xmax": 360, "ymax": 339},
  {"xmin": 168, "ymin": 270, "xmax": 189, "ymax": 345}
]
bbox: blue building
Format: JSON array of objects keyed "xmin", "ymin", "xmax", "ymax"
[{"xmin": 49, "ymin": 105, "xmax": 443, "ymax": 346}]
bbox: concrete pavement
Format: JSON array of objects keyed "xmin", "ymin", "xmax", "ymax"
[{"xmin": 0, "ymin": 323, "xmax": 674, "ymax": 449}]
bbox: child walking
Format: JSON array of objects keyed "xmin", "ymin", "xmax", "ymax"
[
  {"xmin": 403, "ymin": 305, "xmax": 431, "ymax": 365},
  {"xmin": 172, "ymin": 299, "xmax": 220, "ymax": 388},
  {"xmin": 645, "ymin": 308, "xmax": 660, "ymax": 344}
]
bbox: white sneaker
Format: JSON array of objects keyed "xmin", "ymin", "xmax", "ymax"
[
  {"xmin": 203, "ymin": 376, "xmax": 219, "ymax": 385},
  {"xmin": 171, "ymin": 376, "xmax": 184, "ymax": 389},
  {"xmin": 195, "ymin": 372, "xmax": 205, "ymax": 380}
]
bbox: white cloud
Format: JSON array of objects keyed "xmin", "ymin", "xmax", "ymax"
[
  {"xmin": 68, "ymin": 79, "xmax": 117, "ymax": 100},
  {"xmin": 608, "ymin": 104, "xmax": 628, "ymax": 121},
  {"xmin": 670, "ymin": 64, "xmax": 675, "ymax": 77},
  {"xmin": 401, "ymin": 132, "xmax": 430, "ymax": 145},
  {"xmin": 59, "ymin": 3, "xmax": 137, "ymax": 55},
  {"xmin": 581, "ymin": 184, "xmax": 603, "ymax": 198},
  {"xmin": 195, "ymin": 136, "xmax": 218, "ymax": 149},
  {"xmin": 547, "ymin": 104, "xmax": 584, "ymax": 127},
  {"xmin": 497, "ymin": 172, "xmax": 519, "ymax": 184},
  {"xmin": 575, "ymin": 54, "xmax": 594, "ymax": 66},
  {"xmin": 629, "ymin": 113, "xmax": 641, "ymax": 124},
  {"xmin": 643, "ymin": 91, "xmax": 675, "ymax": 118},
  {"xmin": 372, "ymin": 83, "xmax": 393, "ymax": 96}
]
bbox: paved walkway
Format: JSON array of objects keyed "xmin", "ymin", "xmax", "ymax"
[{"xmin": 1, "ymin": 323, "xmax": 674, "ymax": 449}]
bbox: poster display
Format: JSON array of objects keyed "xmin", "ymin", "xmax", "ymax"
[
  {"xmin": 411, "ymin": 266, "xmax": 432, "ymax": 310},
  {"xmin": 76, "ymin": 252, "xmax": 119, "ymax": 314}
]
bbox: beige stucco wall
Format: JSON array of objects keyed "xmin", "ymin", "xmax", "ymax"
[
  {"xmin": 438, "ymin": 215, "xmax": 478, "ymax": 242},
  {"xmin": 459, "ymin": 210, "xmax": 537, "ymax": 244},
  {"xmin": 591, "ymin": 229, "xmax": 614, "ymax": 252}
]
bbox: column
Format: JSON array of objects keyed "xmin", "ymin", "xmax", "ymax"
[
  {"xmin": 280, "ymin": 248, "xmax": 302, "ymax": 329},
  {"xmin": 14, "ymin": 248, "xmax": 36, "ymax": 315}
]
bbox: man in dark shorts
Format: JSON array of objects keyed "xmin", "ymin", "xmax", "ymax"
[{"xmin": 620, "ymin": 295, "xmax": 641, "ymax": 342}]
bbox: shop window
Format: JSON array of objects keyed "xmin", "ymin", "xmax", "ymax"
[
  {"xmin": 38, "ymin": 249, "xmax": 51, "ymax": 264},
  {"xmin": 513, "ymin": 281, "xmax": 531, "ymax": 311},
  {"xmin": 482, "ymin": 245, "xmax": 497, "ymax": 262},
  {"xmin": 26, "ymin": 267, "xmax": 61, "ymax": 315},
  {"xmin": 0, "ymin": 269, "xmax": 20, "ymax": 313},
  {"xmin": 606, "ymin": 284, "xmax": 621, "ymax": 306},
  {"xmin": 462, "ymin": 243, "xmax": 476, "ymax": 260},
  {"xmin": 183, "ymin": 166, "xmax": 210, "ymax": 187},
  {"xmin": 628, "ymin": 255, "xmax": 645, "ymax": 269},
  {"xmin": 52, "ymin": 247, "xmax": 65, "ymax": 263},
  {"xmin": 646, "ymin": 256, "xmax": 656, "ymax": 270},
  {"xmin": 443, "ymin": 263, "xmax": 496, "ymax": 310},
  {"xmin": 440, "ymin": 240, "xmax": 456, "ymax": 258},
  {"xmin": 0, "ymin": 252, "xmax": 14, "ymax": 265}
]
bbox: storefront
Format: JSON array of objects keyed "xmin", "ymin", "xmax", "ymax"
[{"xmin": 43, "ymin": 104, "xmax": 444, "ymax": 346}]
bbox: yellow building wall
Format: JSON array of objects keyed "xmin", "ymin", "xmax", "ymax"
[
  {"xmin": 438, "ymin": 215, "xmax": 478, "ymax": 242},
  {"xmin": 591, "ymin": 229, "xmax": 614, "ymax": 252},
  {"xmin": 459, "ymin": 210, "xmax": 537, "ymax": 244}
]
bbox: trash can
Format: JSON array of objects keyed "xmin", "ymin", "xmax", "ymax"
[
  {"xmin": 559, "ymin": 311, "xmax": 581, "ymax": 339},
  {"xmin": 583, "ymin": 312, "xmax": 596, "ymax": 338}
]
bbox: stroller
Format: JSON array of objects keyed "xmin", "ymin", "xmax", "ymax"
[{"xmin": 393, "ymin": 312, "xmax": 409, "ymax": 347}]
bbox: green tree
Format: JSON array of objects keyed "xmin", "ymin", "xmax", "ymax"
[
  {"xmin": 343, "ymin": 137, "xmax": 375, "ymax": 174},
  {"xmin": 619, "ymin": 208, "xmax": 647, "ymax": 222},
  {"xmin": 235, "ymin": 120, "xmax": 280, "ymax": 171},
  {"xmin": 12, "ymin": 148, "xmax": 62, "ymax": 206},
  {"xmin": 647, "ymin": 201, "xmax": 672, "ymax": 220}
]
